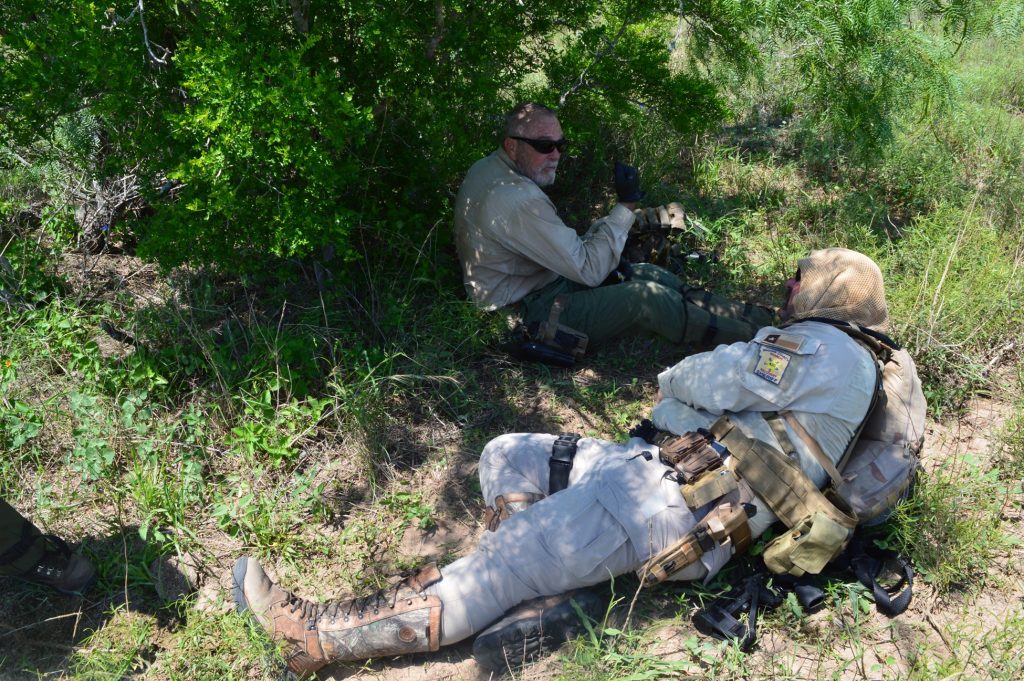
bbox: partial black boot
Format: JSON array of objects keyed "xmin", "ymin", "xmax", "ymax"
[
  {"xmin": 17, "ymin": 535, "xmax": 96, "ymax": 596},
  {"xmin": 472, "ymin": 587, "xmax": 609, "ymax": 673}
]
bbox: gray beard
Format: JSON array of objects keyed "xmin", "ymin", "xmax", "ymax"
[{"xmin": 531, "ymin": 169, "xmax": 558, "ymax": 187}]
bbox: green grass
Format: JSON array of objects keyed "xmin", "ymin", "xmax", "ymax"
[
  {"xmin": 1, "ymin": 29, "xmax": 1024, "ymax": 681},
  {"xmin": 69, "ymin": 609, "xmax": 156, "ymax": 679},
  {"xmin": 889, "ymin": 457, "xmax": 1011, "ymax": 592}
]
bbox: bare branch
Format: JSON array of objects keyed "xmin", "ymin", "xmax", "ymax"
[
  {"xmin": 288, "ymin": 0, "xmax": 311, "ymax": 35},
  {"xmin": 5, "ymin": 149, "xmax": 32, "ymax": 167},
  {"xmin": 107, "ymin": 0, "xmax": 171, "ymax": 65},
  {"xmin": 426, "ymin": 0, "xmax": 446, "ymax": 60},
  {"xmin": 669, "ymin": 0, "xmax": 687, "ymax": 53}
]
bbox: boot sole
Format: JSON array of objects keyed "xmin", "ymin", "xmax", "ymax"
[
  {"xmin": 472, "ymin": 588, "xmax": 607, "ymax": 673},
  {"xmin": 231, "ymin": 558, "xmax": 251, "ymax": 615}
]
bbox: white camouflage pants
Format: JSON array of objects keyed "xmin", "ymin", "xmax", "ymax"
[{"xmin": 427, "ymin": 434, "xmax": 732, "ymax": 644}]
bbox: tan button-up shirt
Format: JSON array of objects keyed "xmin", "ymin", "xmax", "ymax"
[{"xmin": 454, "ymin": 149, "xmax": 636, "ymax": 310}]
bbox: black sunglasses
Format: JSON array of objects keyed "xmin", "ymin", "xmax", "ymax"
[{"xmin": 510, "ymin": 136, "xmax": 568, "ymax": 154}]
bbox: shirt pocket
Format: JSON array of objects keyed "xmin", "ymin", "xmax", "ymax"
[{"xmin": 739, "ymin": 335, "xmax": 822, "ymax": 405}]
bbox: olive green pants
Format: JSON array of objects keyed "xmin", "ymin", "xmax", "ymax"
[
  {"xmin": 0, "ymin": 498, "xmax": 46, "ymax": 576},
  {"xmin": 520, "ymin": 264, "xmax": 776, "ymax": 348}
]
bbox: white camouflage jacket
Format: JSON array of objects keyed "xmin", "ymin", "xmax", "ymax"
[{"xmin": 652, "ymin": 320, "xmax": 878, "ymax": 538}]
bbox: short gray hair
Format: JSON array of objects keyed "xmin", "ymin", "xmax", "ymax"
[{"xmin": 503, "ymin": 102, "xmax": 558, "ymax": 138}]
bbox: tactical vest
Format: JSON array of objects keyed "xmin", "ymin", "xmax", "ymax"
[{"xmin": 639, "ymin": 321, "xmax": 926, "ymax": 583}]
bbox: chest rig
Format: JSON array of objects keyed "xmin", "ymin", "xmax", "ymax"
[
  {"xmin": 638, "ymin": 323, "xmax": 893, "ymax": 584},
  {"xmin": 638, "ymin": 414, "xmax": 860, "ymax": 584}
]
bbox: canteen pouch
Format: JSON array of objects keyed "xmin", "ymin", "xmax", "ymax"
[{"xmin": 763, "ymin": 511, "xmax": 854, "ymax": 577}]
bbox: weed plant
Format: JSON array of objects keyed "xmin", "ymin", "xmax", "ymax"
[
  {"xmin": 888, "ymin": 453, "xmax": 1012, "ymax": 593},
  {"xmin": 1, "ymin": 29, "xmax": 1024, "ymax": 681}
]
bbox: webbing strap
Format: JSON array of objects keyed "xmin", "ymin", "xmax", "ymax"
[
  {"xmin": 714, "ymin": 417, "xmax": 857, "ymax": 530},
  {"xmin": 693, "ymin": 575, "xmax": 781, "ymax": 652},
  {"xmin": 679, "ymin": 297, "xmax": 689, "ymax": 344},
  {"xmin": 768, "ymin": 411, "xmax": 846, "ymax": 489},
  {"xmin": 790, "ymin": 316, "xmax": 900, "ymax": 353},
  {"xmin": 834, "ymin": 337, "xmax": 885, "ymax": 472},
  {"xmin": 700, "ymin": 313, "xmax": 720, "ymax": 347},
  {"xmin": 764, "ymin": 412, "xmax": 799, "ymax": 459},
  {"xmin": 850, "ymin": 546, "xmax": 914, "ymax": 616},
  {"xmin": 548, "ymin": 433, "xmax": 581, "ymax": 494},
  {"xmin": 542, "ymin": 296, "xmax": 567, "ymax": 343},
  {"xmin": 770, "ymin": 318, "xmax": 887, "ymax": 476}
]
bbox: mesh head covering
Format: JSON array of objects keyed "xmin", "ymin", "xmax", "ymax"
[{"xmin": 789, "ymin": 248, "xmax": 889, "ymax": 332}]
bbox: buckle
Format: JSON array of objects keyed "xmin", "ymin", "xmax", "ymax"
[
  {"xmin": 551, "ymin": 433, "xmax": 580, "ymax": 464},
  {"xmin": 692, "ymin": 576, "xmax": 781, "ymax": 651},
  {"xmin": 693, "ymin": 527, "xmax": 716, "ymax": 553}
]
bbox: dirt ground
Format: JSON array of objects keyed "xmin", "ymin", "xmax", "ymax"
[
  {"xmin": 1, "ymin": 252, "xmax": 1021, "ymax": 680},
  {"xmin": 298, "ymin": 395, "xmax": 1023, "ymax": 681}
]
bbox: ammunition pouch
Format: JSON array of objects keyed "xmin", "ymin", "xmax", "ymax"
[
  {"xmin": 657, "ymin": 429, "xmax": 738, "ymax": 509},
  {"xmin": 763, "ymin": 511, "xmax": 854, "ymax": 576},
  {"xmin": 713, "ymin": 416, "xmax": 858, "ymax": 577},
  {"xmin": 508, "ymin": 296, "xmax": 588, "ymax": 368},
  {"xmin": 639, "ymin": 501, "xmax": 754, "ymax": 586},
  {"xmin": 637, "ymin": 415, "xmax": 859, "ymax": 583}
]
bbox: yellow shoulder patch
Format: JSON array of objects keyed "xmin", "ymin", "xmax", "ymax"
[{"xmin": 754, "ymin": 347, "xmax": 792, "ymax": 385}]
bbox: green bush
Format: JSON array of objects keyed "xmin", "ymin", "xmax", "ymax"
[{"xmin": 6, "ymin": 1, "xmax": 1014, "ymax": 273}]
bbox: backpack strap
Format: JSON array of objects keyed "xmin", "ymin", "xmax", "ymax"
[
  {"xmin": 767, "ymin": 317, "xmax": 889, "ymax": 476},
  {"xmin": 765, "ymin": 411, "xmax": 845, "ymax": 489},
  {"xmin": 787, "ymin": 316, "xmax": 899, "ymax": 354}
]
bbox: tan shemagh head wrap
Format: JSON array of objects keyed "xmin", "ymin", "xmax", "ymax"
[{"xmin": 790, "ymin": 248, "xmax": 889, "ymax": 332}]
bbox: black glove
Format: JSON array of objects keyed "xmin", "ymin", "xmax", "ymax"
[
  {"xmin": 614, "ymin": 161, "xmax": 646, "ymax": 203},
  {"xmin": 601, "ymin": 258, "xmax": 633, "ymax": 286}
]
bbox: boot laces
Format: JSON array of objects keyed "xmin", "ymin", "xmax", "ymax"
[
  {"xmin": 284, "ymin": 591, "xmax": 325, "ymax": 621},
  {"xmin": 283, "ymin": 573, "xmax": 429, "ymax": 622},
  {"xmin": 32, "ymin": 535, "xmax": 73, "ymax": 576}
]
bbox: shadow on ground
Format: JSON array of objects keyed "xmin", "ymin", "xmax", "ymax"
[{"xmin": 0, "ymin": 524, "xmax": 175, "ymax": 680}]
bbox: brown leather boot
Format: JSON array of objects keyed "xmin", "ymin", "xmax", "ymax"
[{"xmin": 232, "ymin": 558, "xmax": 443, "ymax": 676}]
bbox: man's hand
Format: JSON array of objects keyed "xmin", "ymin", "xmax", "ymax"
[{"xmin": 614, "ymin": 161, "xmax": 646, "ymax": 203}]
